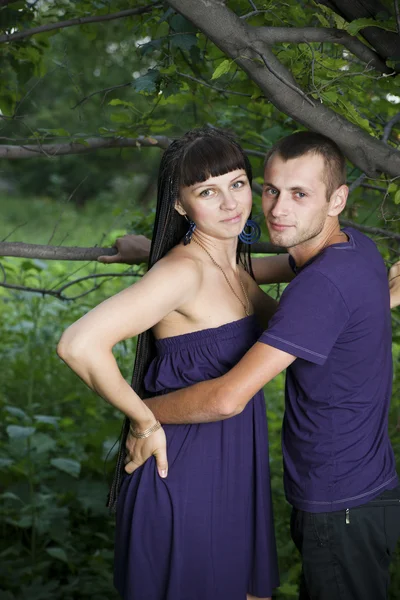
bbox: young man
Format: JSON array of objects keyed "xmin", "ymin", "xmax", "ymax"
[{"xmin": 105, "ymin": 133, "xmax": 400, "ymax": 599}]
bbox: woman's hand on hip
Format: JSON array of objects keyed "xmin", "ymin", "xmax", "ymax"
[{"xmin": 124, "ymin": 427, "xmax": 168, "ymax": 478}]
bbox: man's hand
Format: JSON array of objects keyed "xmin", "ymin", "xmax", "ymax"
[
  {"xmin": 124, "ymin": 426, "xmax": 168, "ymax": 478},
  {"xmin": 389, "ymin": 260, "xmax": 400, "ymax": 309},
  {"xmin": 98, "ymin": 234, "xmax": 151, "ymax": 265}
]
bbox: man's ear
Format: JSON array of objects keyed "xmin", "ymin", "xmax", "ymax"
[
  {"xmin": 328, "ymin": 184, "xmax": 348, "ymax": 217},
  {"xmin": 174, "ymin": 201, "xmax": 186, "ymax": 217}
]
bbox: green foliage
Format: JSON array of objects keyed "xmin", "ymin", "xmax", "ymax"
[
  {"xmin": 346, "ymin": 17, "xmax": 397, "ymax": 36},
  {"xmin": 0, "ymin": 262, "xmax": 138, "ymax": 599}
]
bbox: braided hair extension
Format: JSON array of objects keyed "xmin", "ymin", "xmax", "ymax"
[{"xmin": 107, "ymin": 127, "xmax": 255, "ymax": 510}]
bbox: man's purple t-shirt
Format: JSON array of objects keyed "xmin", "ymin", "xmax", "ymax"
[{"xmin": 259, "ymin": 228, "xmax": 398, "ymax": 512}]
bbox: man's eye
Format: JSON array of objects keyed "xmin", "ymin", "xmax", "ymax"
[
  {"xmin": 265, "ymin": 188, "xmax": 278, "ymax": 196},
  {"xmin": 296, "ymin": 192, "xmax": 306, "ymax": 199}
]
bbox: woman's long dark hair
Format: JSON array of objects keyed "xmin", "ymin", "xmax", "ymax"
[{"xmin": 107, "ymin": 127, "xmax": 254, "ymax": 510}]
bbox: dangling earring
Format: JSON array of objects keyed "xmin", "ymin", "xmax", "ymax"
[
  {"xmin": 239, "ymin": 219, "xmax": 261, "ymax": 244},
  {"xmin": 183, "ymin": 218, "xmax": 196, "ymax": 245}
]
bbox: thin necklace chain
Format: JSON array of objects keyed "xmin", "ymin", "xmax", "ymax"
[{"xmin": 192, "ymin": 237, "xmax": 250, "ymax": 317}]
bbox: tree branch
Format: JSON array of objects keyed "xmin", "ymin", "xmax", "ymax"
[
  {"xmin": 251, "ymin": 27, "xmax": 392, "ymax": 74},
  {"xmin": 166, "ymin": 0, "xmax": 400, "ymax": 178},
  {"xmin": 0, "ymin": 136, "xmax": 171, "ymax": 159},
  {"xmin": 0, "ymin": 272, "xmax": 142, "ymax": 300},
  {"xmin": 72, "ymin": 82, "xmax": 132, "ymax": 109},
  {"xmin": 339, "ymin": 219, "xmax": 400, "ymax": 241},
  {"xmin": 176, "ymin": 71, "xmax": 253, "ymax": 97},
  {"xmin": 383, "ymin": 111, "xmax": 400, "ymax": 142},
  {"xmin": 395, "ymin": 0, "xmax": 400, "ymax": 36},
  {"xmin": 0, "ymin": 4, "xmax": 162, "ymax": 44},
  {"xmin": 0, "ymin": 241, "xmax": 285, "ymax": 261}
]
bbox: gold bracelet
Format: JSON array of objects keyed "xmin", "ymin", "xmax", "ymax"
[{"xmin": 129, "ymin": 420, "xmax": 161, "ymax": 439}]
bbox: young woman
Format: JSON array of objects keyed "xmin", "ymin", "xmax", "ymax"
[{"xmin": 58, "ymin": 127, "xmax": 284, "ymax": 600}]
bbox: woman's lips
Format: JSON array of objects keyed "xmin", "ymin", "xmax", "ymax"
[{"xmin": 221, "ymin": 214, "xmax": 242, "ymax": 224}]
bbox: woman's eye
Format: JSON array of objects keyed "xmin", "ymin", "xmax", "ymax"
[
  {"xmin": 199, "ymin": 189, "xmax": 213, "ymax": 197},
  {"xmin": 232, "ymin": 180, "xmax": 244, "ymax": 189}
]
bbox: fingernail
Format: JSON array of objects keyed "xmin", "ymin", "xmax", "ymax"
[{"xmin": 160, "ymin": 469, "xmax": 167, "ymax": 478}]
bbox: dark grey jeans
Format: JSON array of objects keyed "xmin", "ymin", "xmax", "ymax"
[{"xmin": 290, "ymin": 484, "xmax": 400, "ymax": 600}]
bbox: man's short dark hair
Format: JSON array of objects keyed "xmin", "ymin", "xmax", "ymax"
[{"xmin": 265, "ymin": 132, "xmax": 347, "ymax": 198}]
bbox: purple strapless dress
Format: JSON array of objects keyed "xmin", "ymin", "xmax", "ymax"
[{"xmin": 114, "ymin": 316, "xmax": 279, "ymax": 600}]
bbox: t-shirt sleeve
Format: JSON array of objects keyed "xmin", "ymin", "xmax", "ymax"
[{"xmin": 259, "ymin": 269, "xmax": 350, "ymax": 365}]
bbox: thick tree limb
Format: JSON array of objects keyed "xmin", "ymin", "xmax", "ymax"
[
  {"xmin": 317, "ymin": 0, "xmax": 400, "ymax": 70},
  {"xmin": 252, "ymin": 27, "xmax": 392, "ymax": 74},
  {"xmin": 0, "ymin": 4, "xmax": 161, "ymax": 44},
  {"xmin": 383, "ymin": 112, "xmax": 400, "ymax": 142},
  {"xmin": 0, "ymin": 241, "xmax": 285, "ymax": 260},
  {"xmin": 166, "ymin": 0, "xmax": 400, "ymax": 178},
  {"xmin": 0, "ymin": 136, "xmax": 171, "ymax": 159}
]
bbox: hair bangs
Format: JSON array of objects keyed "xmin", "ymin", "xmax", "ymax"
[{"xmin": 179, "ymin": 136, "xmax": 251, "ymax": 188}]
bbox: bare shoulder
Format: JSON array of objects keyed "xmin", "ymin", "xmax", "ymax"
[
  {"xmin": 239, "ymin": 266, "xmax": 260, "ymax": 295},
  {"xmin": 147, "ymin": 244, "xmax": 203, "ymax": 289}
]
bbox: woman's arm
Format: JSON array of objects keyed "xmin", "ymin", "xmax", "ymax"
[{"xmin": 57, "ymin": 255, "xmax": 200, "ymax": 476}]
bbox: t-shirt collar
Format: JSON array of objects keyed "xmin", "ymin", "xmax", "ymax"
[{"xmin": 289, "ymin": 228, "xmax": 354, "ymax": 274}]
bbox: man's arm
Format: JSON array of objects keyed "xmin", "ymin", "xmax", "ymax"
[
  {"xmin": 97, "ymin": 234, "xmax": 296, "ymax": 283},
  {"xmin": 251, "ymin": 255, "xmax": 294, "ymax": 285},
  {"xmin": 97, "ymin": 235, "xmax": 151, "ymax": 265},
  {"xmin": 145, "ymin": 343, "xmax": 295, "ymax": 424},
  {"xmin": 389, "ymin": 261, "xmax": 400, "ymax": 308}
]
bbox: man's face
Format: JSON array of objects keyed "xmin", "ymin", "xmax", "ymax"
[{"xmin": 262, "ymin": 153, "xmax": 333, "ymax": 249}]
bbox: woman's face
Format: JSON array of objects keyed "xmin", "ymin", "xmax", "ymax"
[{"xmin": 176, "ymin": 169, "xmax": 252, "ymax": 241}]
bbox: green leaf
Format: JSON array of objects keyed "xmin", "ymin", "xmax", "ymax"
[
  {"xmin": 46, "ymin": 547, "xmax": 69, "ymax": 563},
  {"xmin": 50, "ymin": 458, "xmax": 81, "ymax": 478},
  {"xmin": 394, "ymin": 190, "xmax": 400, "ymax": 204},
  {"xmin": 108, "ymin": 98, "xmax": 134, "ymax": 108},
  {"xmin": 278, "ymin": 582, "xmax": 298, "ymax": 596},
  {"xmin": 388, "ymin": 183, "xmax": 398, "ymax": 194},
  {"xmin": 322, "ymin": 90, "xmax": 338, "ymax": 104},
  {"xmin": 31, "ymin": 433, "xmax": 57, "ymax": 454},
  {"xmin": 110, "ymin": 112, "xmax": 131, "ymax": 124},
  {"xmin": 211, "ymin": 59, "xmax": 232, "ymax": 80},
  {"xmin": 339, "ymin": 101, "xmax": 373, "ymax": 133},
  {"xmin": 170, "ymin": 14, "xmax": 198, "ymax": 34},
  {"xmin": 132, "ymin": 70, "xmax": 159, "ymax": 94},
  {"xmin": 347, "ymin": 17, "xmax": 396, "ymax": 36},
  {"xmin": 137, "ymin": 39, "xmax": 162, "ymax": 56},
  {"xmin": 315, "ymin": 13, "xmax": 330, "ymax": 28},
  {"xmin": 0, "ymin": 491, "xmax": 22, "ymax": 502},
  {"xmin": 6, "ymin": 425, "xmax": 36, "ymax": 439},
  {"xmin": 4, "ymin": 405, "xmax": 28, "ymax": 420},
  {"xmin": 170, "ymin": 34, "xmax": 197, "ymax": 52},
  {"xmin": 34, "ymin": 415, "xmax": 60, "ymax": 427}
]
